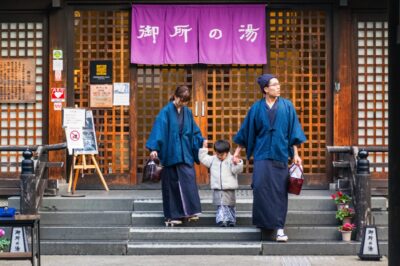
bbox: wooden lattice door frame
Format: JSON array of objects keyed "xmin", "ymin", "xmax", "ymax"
[
  {"xmin": 266, "ymin": 7, "xmax": 333, "ymax": 188},
  {"xmin": 0, "ymin": 14, "xmax": 49, "ymax": 183},
  {"xmin": 67, "ymin": 6, "xmax": 134, "ymax": 188}
]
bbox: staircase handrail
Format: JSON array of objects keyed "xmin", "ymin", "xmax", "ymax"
[
  {"xmin": 327, "ymin": 145, "xmax": 388, "ymax": 241},
  {"xmin": 1, "ymin": 143, "xmax": 67, "ymax": 214}
]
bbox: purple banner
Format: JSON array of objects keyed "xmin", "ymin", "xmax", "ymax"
[
  {"xmin": 131, "ymin": 5, "xmax": 165, "ymax": 65},
  {"xmin": 199, "ymin": 6, "xmax": 232, "ymax": 64},
  {"xmin": 131, "ymin": 5, "xmax": 266, "ymax": 65},
  {"xmin": 165, "ymin": 6, "xmax": 198, "ymax": 64},
  {"xmin": 232, "ymin": 5, "xmax": 266, "ymax": 64}
]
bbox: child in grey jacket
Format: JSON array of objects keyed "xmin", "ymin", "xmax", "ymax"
[{"xmin": 199, "ymin": 140, "xmax": 243, "ymax": 227}]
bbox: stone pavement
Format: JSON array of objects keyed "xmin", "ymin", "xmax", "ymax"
[{"xmin": 1, "ymin": 255, "xmax": 388, "ymax": 266}]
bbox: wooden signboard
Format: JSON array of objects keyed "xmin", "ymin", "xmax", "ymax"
[{"xmin": 0, "ymin": 59, "xmax": 36, "ymax": 103}]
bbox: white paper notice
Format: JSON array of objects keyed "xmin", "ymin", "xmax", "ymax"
[
  {"xmin": 65, "ymin": 127, "xmax": 84, "ymax": 155},
  {"xmin": 63, "ymin": 108, "xmax": 86, "ymax": 128},
  {"xmin": 113, "ymin": 83, "xmax": 130, "ymax": 106}
]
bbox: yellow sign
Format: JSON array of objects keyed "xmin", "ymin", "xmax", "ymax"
[{"xmin": 96, "ymin": 65, "xmax": 107, "ymax": 76}]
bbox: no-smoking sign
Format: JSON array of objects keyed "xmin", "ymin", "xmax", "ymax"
[
  {"xmin": 51, "ymin": 88, "xmax": 65, "ymax": 102},
  {"xmin": 70, "ymin": 130, "xmax": 80, "ymax": 141}
]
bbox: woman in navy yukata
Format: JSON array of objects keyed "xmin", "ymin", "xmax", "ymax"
[
  {"xmin": 146, "ymin": 85, "xmax": 204, "ymax": 226},
  {"xmin": 233, "ymin": 74, "xmax": 306, "ymax": 242}
]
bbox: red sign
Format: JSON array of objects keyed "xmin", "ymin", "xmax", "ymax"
[{"xmin": 51, "ymin": 87, "xmax": 65, "ymax": 102}]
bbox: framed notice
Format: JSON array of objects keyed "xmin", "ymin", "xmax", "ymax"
[
  {"xmin": 0, "ymin": 58, "xmax": 36, "ymax": 103},
  {"xmin": 90, "ymin": 60, "xmax": 112, "ymax": 84},
  {"xmin": 90, "ymin": 84, "xmax": 113, "ymax": 108},
  {"xmin": 75, "ymin": 110, "xmax": 98, "ymax": 155}
]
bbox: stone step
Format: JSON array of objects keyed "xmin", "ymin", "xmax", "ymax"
[
  {"xmin": 261, "ymin": 241, "xmax": 388, "ymax": 256},
  {"xmin": 41, "ymin": 226, "xmax": 130, "ymax": 240},
  {"xmin": 8, "ymin": 197, "xmax": 134, "ymax": 211},
  {"xmin": 133, "ymin": 198, "xmax": 338, "ymax": 212},
  {"xmin": 126, "ymin": 241, "xmax": 388, "ymax": 256},
  {"xmin": 128, "ymin": 226, "xmax": 388, "ymax": 241},
  {"xmin": 8, "ymin": 193, "xmax": 387, "ymax": 212},
  {"xmin": 131, "ymin": 211, "xmax": 388, "ymax": 227},
  {"xmin": 41, "ymin": 241, "xmax": 127, "ymax": 255},
  {"xmin": 133, "ymin": 197, "xmax": 387, "ymax": 212},
  {"xmin": 39, "ymin": 211, "xmax": 132, "ymax": 226},
  {"xmin": 127, "ymin": 241, "xmax": 262, "ymax": 255}
]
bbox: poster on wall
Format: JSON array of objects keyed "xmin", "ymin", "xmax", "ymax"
[
  {"xmin": 113, "ymin": 83, "xmax": 130, "ymax": 106},
  {"xmin": 0, "ymin": 58, "xmax": 36, "ymax": 103},
  {"xmin": 74, "ymin": 110, "xmax": 98, "ymax": 155},
  {"xmin": 90, "ymin": 84, "xmax": 113, "ymax": 108},
  {"xmin": 90, "ymin": 60, "xmax": 113, "ymax": 84}
]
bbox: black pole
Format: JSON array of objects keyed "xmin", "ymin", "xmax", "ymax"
[
  {"xmin": 388, "ymin": 0, "xmax": 400, "ymax": 265},
  {"xmin": 355, "ymin": 150, "xmax": 370, "ymax": 241}
]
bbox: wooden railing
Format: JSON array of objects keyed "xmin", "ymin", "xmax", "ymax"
[
  {"xmin": 327, "ymin": 145, "xmax": 388, "ymax": 241},
  {"xmin": 0, "ymin": 143, "xmax": 66, "ymax": 214}
]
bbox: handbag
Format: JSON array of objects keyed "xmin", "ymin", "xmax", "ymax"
[
  {"xmin": 0, "ymin": 206, "xmax": 16, "ymax": 217},
  {"xmin": 288, "ymin": 163, "xmax": 304, "ymax": 195},
  {"xmin": 142, "ymin": 157, "xmax": 163, "ymax": 183}
]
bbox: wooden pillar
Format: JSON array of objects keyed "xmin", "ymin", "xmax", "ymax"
[
  {"xmin": 333, "ymin": 7, "xmax": 353, "ymax": 146},
  {"xmin": 48, "ymin": 6, "xmax": 68, "ymax": 180},
  {"xmin": 388, "ymin": 0, "xmax": 400, "ymax": 264}
]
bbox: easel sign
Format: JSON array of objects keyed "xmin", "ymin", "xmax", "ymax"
[
  {"xmin": 74, "ymin": 110, "xmax": 98, "ymax": 155},
  {"xmin": 63, "ymin": 108, "xmax": 109, "ymax": 193}
]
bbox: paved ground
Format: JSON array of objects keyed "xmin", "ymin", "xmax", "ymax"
[{"xmin": 0, "ymin": 255, "xmax": 388, "ymax": 266}]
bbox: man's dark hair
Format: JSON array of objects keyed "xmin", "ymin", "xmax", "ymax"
[{"xmin": 213, "ymin": 140, "xmax": 230, "ymax": 153}]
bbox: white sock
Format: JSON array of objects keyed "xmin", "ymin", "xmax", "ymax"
[{"xmin": 277, "ymin": 229, "xmax": 285, "ymax": 236}]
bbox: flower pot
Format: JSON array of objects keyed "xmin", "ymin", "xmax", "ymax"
[
  {"xmin": 342, "ymin": 217, "xmax": 352, "ymax": 225},
  {"xmin": 341, "ymin": 231, "xmax": 352, "ymax": 242},
  {"xmin": 337, "ymin": 203, "xmax": 346, "ymax": 210}
]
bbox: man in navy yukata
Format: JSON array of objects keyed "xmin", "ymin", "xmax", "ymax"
[{"xmin": 233, "ymin": 74, "xmax": 306, "ymax": 242}]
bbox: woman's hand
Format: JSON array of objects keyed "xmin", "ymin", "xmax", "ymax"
[
  {"xmin": 150, "ymin": 151, "xmax": 158, "ymax": 159},
  {"xmin": 292, "ymin": 154, "xmax": 302, "ymax": 165}
]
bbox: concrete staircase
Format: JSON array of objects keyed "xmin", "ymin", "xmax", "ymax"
[{"xmin": 8, "ymin": 189, "xmax": 388, "ymax": 255}]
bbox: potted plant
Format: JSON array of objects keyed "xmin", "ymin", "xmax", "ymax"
[
  {"xmin": 331, "ymin": 191, "xmax": 351, "ymax": 210},
  {"xmin": 0, "ymin": 228, "xmax": 10, "ymax": 252},
  {"xmin": 338, "ymin": 223, "xmax": 356, "ymax": 242},
  {"xmin": 336, "ymin": 205, "xmax": 355, "ymax": 224}
]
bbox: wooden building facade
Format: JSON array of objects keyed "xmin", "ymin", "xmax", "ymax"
[{"xmin": 0, "ymin": 0, "xmax": 388, "ymax": 190}]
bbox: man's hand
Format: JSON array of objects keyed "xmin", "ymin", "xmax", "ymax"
[
  {"xmin": 203, "ymin": 140, "xmax": 208, "ymax": 148},
  {"xmin": 232, "ymin": 146, "xmax": 242, "ymax": 165}
]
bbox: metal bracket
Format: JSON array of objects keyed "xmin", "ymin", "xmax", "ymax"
[{"xmin": 334, "ymin": 82, "xmax": 341, "ymax": 93}]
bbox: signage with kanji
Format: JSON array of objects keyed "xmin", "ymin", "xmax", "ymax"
[{"xmin": 0, "ymin": 59, "xmax": 36, "ymax": 103}]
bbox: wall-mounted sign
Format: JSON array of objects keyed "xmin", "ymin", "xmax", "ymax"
[
  {"xmin": 90, "ymin": 84, "xmax": 113, "ymax": 108},
  {"xmin": 53, "ymin": 50, "xmax": 63, "ymax": 59},
  {"xmin": 90, "ymin": 60, "xmax": 113, "ymax": 84},
  {"xmin": 51, "ymin": 87, "xmax": 65, "ymax": 102},
  {"xmin": 113, "ymin": 83, "xmax": 130, "ymax": 106},
  {"xmin": 53, "ymin": 60, "xmax": 63, "ymax": 71},
  {"xmin": 0, "ymin": 59, "xmax": 36, "ymax": 103}
]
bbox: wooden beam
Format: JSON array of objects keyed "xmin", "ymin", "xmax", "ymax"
[
  {"xmin": 388, "ymin": 0, "xmax": 400, "ymax": 264},
  {"xmin": 334, "ymin": 8, "xmax": 353, "ymax": 146}
]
